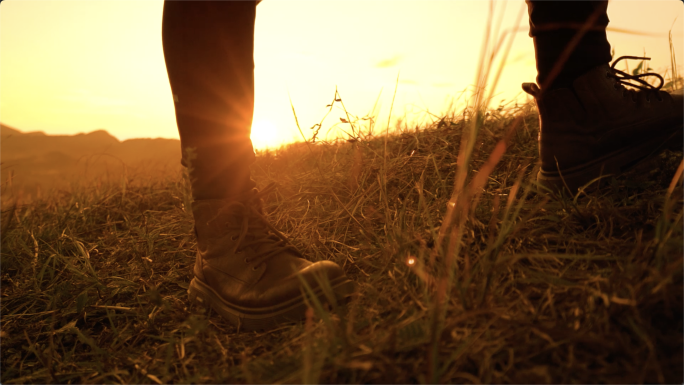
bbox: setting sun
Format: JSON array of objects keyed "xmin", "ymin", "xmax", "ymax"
[{"xmin": 250, "ymin": 119, "xmax": 284, "ymax": 150}]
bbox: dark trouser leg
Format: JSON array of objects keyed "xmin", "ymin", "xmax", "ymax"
[
  {"xmin": 162, "ymin": 1, "xmax": 257, "ymax": 200},
  {"xmin": 526, "ymin": 0, "xmax": 612, "ymax": 90},
  {"xmin": 523, "ymin": 1, "xmax": 683, "ymax": 193}
]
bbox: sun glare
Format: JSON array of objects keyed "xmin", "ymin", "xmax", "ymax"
[{"xmin": 250, "ymin": 119, "xmax": 283, "ymax": 150}]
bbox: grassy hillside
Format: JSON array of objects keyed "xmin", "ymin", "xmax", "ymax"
[
  {"xmin": 1, "ymin": 124, "xmax": 182, "ymax": 199},
  {"xmin": 1, "ymin": 96, "xmax": 682, "ymax": 383}
]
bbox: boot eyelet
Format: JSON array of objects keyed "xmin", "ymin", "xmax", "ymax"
[
  {"xmin": 231, "ymin": 235, "xmax": 239, "ymax": 240},
  {"xmin": 252, "ymin": 266, "xmax": 258, "ymax": 271},
  {"xmin": 244, "ymin": 257, "xmax": 250, "ymax": 263}
]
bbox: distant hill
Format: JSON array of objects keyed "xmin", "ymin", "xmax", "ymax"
[{"xmin": 1, "ymin": 123, "xmax": 183, "ymax": 198}]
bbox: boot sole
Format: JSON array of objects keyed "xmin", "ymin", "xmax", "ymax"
[
  {"xmin": 538, "ymin": 127, "xmax": 683, "ymax": 194},
  {"xmin": 188, "ymin": 275, "xmax": 356, "ymax": 331}
]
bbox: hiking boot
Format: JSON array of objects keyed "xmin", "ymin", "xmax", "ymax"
[
  {"xmin": 188, "ymin": 186, "xmax": 355, "ymax": 330},
  {"xmin": 523, "ymin": 56, "xmax": 683, "ymax": 193}
]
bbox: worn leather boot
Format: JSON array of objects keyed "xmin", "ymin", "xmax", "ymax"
[
  {"xmin": 188, "ymin": 186, "xmax": 355, "ymax": 330},
  {"xmin": 523, "ymin": 56, "xmax": 683, "ymax": 193}
]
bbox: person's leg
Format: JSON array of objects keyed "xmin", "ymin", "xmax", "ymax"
[
  {"xmin": 526, "ymin": 1, "xmax": 611, "ymax": 90},
  {"xmin": 523, "ymin": 0, "xmax": 683, "ymax": 193},
  {"xmin": 162, "ymin": 1, "xmax": 355, "ymax": 330},
  {"xmin": 162, "ymin": 0, "xmax": 256, "ymax": 200}
]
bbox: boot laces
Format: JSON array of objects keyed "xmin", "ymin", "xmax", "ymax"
[
  {"xmin": 607, "ymin": 56, "xmax": 665, "ymax": 102},
  {"xmin": 215, "ymin": 183, "xmax": 299, "ymax": 269}
]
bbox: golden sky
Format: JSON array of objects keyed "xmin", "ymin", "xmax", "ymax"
[{"xmin": 1, "ymin": 0, "xmax": 682, "ymax": 150}]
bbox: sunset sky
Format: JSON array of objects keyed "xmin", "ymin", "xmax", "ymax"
[{"xmin": 1, "ymin": 0, "xmax": 682, "ymax": 150}]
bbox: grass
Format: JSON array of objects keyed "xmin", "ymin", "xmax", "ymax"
[
  {"xmin": 2, "ymin": 5, "xmax": 683, "ymax": 382},
  {"xmin": 2, "ymin": 94, "xmax": 682, "ymax": 382}
]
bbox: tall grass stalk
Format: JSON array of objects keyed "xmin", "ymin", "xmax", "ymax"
[
  {"xmin": 668, "ymin": 25, "xmax": 681, "ymax": 91},
  {"xmin": 429, "ymin": 2, "xmax": 524, "ymax": 382}
]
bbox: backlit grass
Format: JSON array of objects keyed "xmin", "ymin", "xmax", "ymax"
[{"xmin": 1, "ymin": 96, "xmax": 682, "ymax": 382}]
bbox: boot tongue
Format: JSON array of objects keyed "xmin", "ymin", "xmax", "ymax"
[
  {"xmin": 220, "ymin": 188, "xmax": 288, "ymax": 258},
  {"xmin": 224, "ymin": 208, "xmax": 281, "ymax": 256}
]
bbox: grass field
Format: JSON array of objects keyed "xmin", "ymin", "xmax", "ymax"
[
  {"xmin": 3, "ymin": 10, "xmax": 684, "ymax": 382},
  {"xmin": 2, "ymin": 91, "xmax": 682, "ymax": 383}
]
